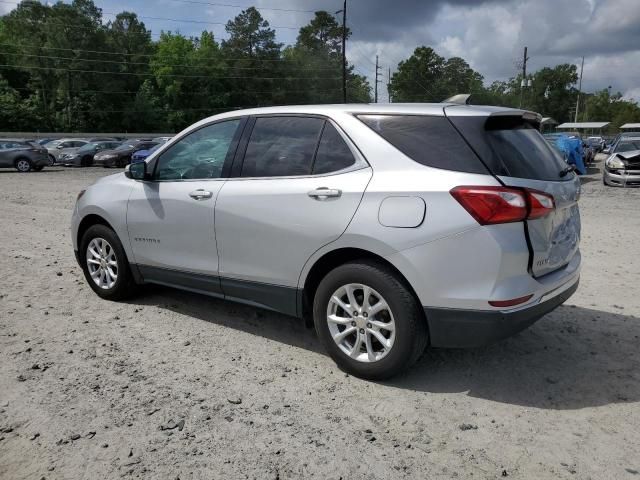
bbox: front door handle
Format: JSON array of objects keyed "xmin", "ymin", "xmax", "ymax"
[
  {"xmin": 189, "ymin": 189, "xmax": 213, "ymax": 200},
  {"xmin": 307, "ymin": 187, "xmax": 342, "ymax": 200}
]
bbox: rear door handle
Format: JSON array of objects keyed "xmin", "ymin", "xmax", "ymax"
[
  {"xmin": 189, "ymin": 189, "xmax": 213, "ymax": 200},
  {"xmin": 307, "ymin": 187, "xmax": 342, "ymax": 199}
]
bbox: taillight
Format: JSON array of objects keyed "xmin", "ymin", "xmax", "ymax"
[
  {"xmin": 450, "ymin": 186, "xmax": 554, "ymax": 225},
  {"xmin": 527, "ymin": 190, "xmax": 555, "ymax": 219}
]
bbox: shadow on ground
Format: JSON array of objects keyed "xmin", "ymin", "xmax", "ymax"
[{"xmin": 132, "ymin": 286, "xmax": 640, "ymax": 411}]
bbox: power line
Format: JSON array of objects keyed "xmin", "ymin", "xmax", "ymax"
[
  {"xmin": 0, "ymin": 50, "xmax": 340, "ymax": 71},
  {"xmin": 0, "ymin": 42, "xmax": 305, "ymax": 63},
  {"xmin": 153, "ymin": 0, "xmax": 318, "ymax": 14},
  {"xmin": 9, "ymin": 85, "xmax": 343, "ymax": 96},
  {"xmin": 0, "ymin": 63, "xmax": 342, "ymax": 80},
  {"xmin": 0, "ymin": 2, "xmax": 301, "ymax": 30}
]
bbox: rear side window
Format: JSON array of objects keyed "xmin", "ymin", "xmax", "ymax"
[
  {"xmin": 312, "ymin": 122, "xmax": 356, "ymax": 174},
  {"xmin": 447, "ymin": 114, "xmax": 569, "ymax": 181},
  {"xmin": 357, "ymin": 114, "xmax": 488, "ymax": 174},
  {"xmin": 241, "ymin": 116, "xmax": 324, "ymax": 177}
]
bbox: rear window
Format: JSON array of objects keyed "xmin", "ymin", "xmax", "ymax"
[
  {"xmin": 447, "ymin": 114, "xmax": 570, "ymax": 181},
  {"xmin": 357, "ymin": 114, "xmax": 488, "ymax": 174}
]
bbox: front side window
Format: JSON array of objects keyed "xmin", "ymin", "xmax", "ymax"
[
  {"xmin": 155, "ymin": 119, "xmax": 241, "ymax": 180},
  {"xmin": 241, "ymin": 116, "xmax": 324, "ymax": 177}
]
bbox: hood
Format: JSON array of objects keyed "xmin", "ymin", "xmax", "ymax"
[
  {"xmin": 616, "ymin": 149, "xmax": 640, "ymax": 161},
  {"xmin": 94, "ymin": 149, "xmax": 121, "ymax": 159},
  {"xmin": 92, "ymin": 172, "xmax": 126, "ymax": 186}
]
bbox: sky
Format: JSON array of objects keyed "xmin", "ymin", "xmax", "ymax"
[{"xmin": 1, "ymin": 0, "xmax": 639, "ymax": 104}]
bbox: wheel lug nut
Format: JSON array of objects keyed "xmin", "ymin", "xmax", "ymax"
[
  {"xmin": 363, "ymin": 312, "xmax": 368, "ymax": 318},
  {"xmin": 366, "ymin": 323, "xmax": 372, "ymax": 328},
  {"xmin": 353, "ymin": 311, "xmax": 358, "ymax": 316},
  {"xmin": 351, "ymin": 321, "xmax": 356, "ymax": 327},
  {"xmin": 359, "ymin": 328, "xmax": 364, "ymax": 334}
]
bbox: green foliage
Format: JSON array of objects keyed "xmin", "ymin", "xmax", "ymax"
[
  {"xmin": 2, "ymin": 2, "xmax": 638, "ymax": 133},
  {"xmin": 0, "ymin": 3, "xmax": 369, "ymax": 132}
]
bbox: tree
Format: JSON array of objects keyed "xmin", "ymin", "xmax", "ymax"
[
  {"xmin": 389, "ymin": 47, "xmax": 446, "ymax": 102},
  {"xmin": 222, "ymin": 7, "xmax": 281, "ymax": 58}
]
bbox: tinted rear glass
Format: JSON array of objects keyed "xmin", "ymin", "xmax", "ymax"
[
  {"xmin": 447, "ymin": 114, "xmax": 570, "ymax": 181},
  {"xmin": 312, "ymin": 122, "xmax": 356, "ymax": 174},
  {"xmin": 357, "ymin": 114, "xmax": 488, "ymax": 174}
]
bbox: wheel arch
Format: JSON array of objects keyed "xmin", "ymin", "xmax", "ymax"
[
  {"xmin": 77, "ymin": 214, "xmax": 117, "ymax": 248},
  {"xmin": 300, "ymin": 247, "xmax": 424, "ymax": 327}
]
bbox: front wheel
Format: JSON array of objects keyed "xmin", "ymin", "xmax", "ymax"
[
  {"xmin": 15, "ymin": 158, "xmax": 32, "ymax": 172},
  {"xmin": 313, "ymin": 261, "xmax": 428, "ymax": 380},
  {"xmin": 80, "ymin": 224, "xmax": 137, "ymax": 300}
]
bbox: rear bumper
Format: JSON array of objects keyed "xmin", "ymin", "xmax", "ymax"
[{"xmin": 424, "ymin": 277, "xmax": 579, "ymax": 348}]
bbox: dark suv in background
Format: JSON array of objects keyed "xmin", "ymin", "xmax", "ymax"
[{"xmin": 0, "ymin": 139, "xmax": 49, "ymax": 172}]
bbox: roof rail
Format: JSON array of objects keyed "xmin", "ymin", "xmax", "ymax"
[{"xmin": 442, "ymin": 94, "xmax": 472, "ymax": 105}]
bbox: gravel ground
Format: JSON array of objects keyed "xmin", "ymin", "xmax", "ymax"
[{"xmin": 1, "ymin": 158, "xmax": 639, "ymax": 479}]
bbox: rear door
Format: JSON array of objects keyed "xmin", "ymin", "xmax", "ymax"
[
  {"xmin": 214, "ymin": 115, "xmax": 371, "ymax": 312},
  {"xmin": 447, "ymin": 110, "xmax": 581, "ymax": 277}
]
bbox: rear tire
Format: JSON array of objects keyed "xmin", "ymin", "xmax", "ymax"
[
  {"xmin": 81, "ymin": 155, "xmax": 92, "ymax": 167},
  {"xmin": 80, "ymin": 224, "xmax": 137, "ymax": 301},
  {"xmin": 313, "ymin": 261, "xmax": 428, "ymax": 380},
  {"xmin": 15, "ymin": 157, "xmax": 32, "ymax": 172},
  {"xmin": 48, "ymin": 155, "xmax": 55, "ymax": 166}
]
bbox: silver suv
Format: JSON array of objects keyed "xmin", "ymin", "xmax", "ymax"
[{"xmin": 72, "ymin": 104, "xmax": 581, "ymax": 379}]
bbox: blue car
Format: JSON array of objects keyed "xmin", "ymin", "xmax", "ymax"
[{"xmin": 131, "ymin": 143, "xmax": 162, "ymax": 163}]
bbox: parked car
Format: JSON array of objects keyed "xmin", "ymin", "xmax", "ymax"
[
  {"xmin": 45, "ymin": 138, "xmax": 89, "ymax": 165},
  {"xmin": 60, "ymin": 140, "xmax": 122, "ymax": 167},
  {"xmin": 131, "ymin": 143, "xmax": 163, "ymax": 164},
  {"xmin": 36, "ymin": 138, "xmax": 59, "ymax": 146},
  {"xmin": 605, "ymin": 132, "xmax": 640, "ymax": 154},
  {"xmin": 586, "ymin": 136, "xmax": 605, "ymax": 153},
  {"xmin": 72, "ymin": 104, "xmax": 581, "ymax": 379},
  {"xmin": 603, "ymin": 137, "xmax": 640, "ymax": 187},
  {"xmin": 93, "ymin": 140, "xmax": 159, "ymax": 168},
  {"xmin": 152, "ymin": 136, "xmax": 173, "ymax": 143},
  {"xmin": 0, "ymin": 139, "xmax": 49, "ymax": 172}
]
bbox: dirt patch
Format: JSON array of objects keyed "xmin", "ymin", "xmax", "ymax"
[{"xmin": 1, "ymin": 163, "xmax": 639, "ymax": 479}]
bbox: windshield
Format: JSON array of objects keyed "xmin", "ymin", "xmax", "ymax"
[
  {"xmin": 77, "ymin": 143, "xmax": 97, "ymax": 153},
  {"xmin": 115, "ymin": 143, "xmax": 135, "ymax": 151},
  {"xmin": 616, "ymin": 140, "xmax": 640, "ymax": 153}
]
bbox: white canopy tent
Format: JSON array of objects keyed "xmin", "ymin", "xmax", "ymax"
[
  {"xmin": 557, "ymin": 122, "xmax": 610, "ymax": 130},
  {"xmin": 620, "ymin": 123, "xmax": 640, "ymax": 130}
]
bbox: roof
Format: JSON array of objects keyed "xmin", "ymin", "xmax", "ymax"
[
  {"xmin": 620, "ymin": 123, "xmax": 640, "ymax": 129},
  {"xmin": 540, "ymin": 117, "xmax": 558, "ymax": 125},
  {"xmin": 557, "ymin": 122, "xmax": 610, "ymax": 129}
]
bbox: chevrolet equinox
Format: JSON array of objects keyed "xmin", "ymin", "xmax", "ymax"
[{"xmin": 72, "ymin": 104, "xmax": 581, "ymax": 379}]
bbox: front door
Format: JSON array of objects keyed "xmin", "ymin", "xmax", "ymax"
[{"xmin": 126, "ymin": 119, "xmax": 244, "ymax": 289}]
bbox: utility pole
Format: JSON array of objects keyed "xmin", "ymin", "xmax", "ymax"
[
  {"xmin": 388, "ymin": 67, "xmax": 392, "ymax": 103},
  {"xmin": 341, "ymin": 0, "xmax": 347, "ymax": 103},
  {"xmin": 518, "ymin": 46, "xmax": 529, "ymax": 109},
  {"xmin": 574, "ymin": 56, "xmax": 584, "ymax": 122},
  {"xmin": 374, "ymin": 55, "xmax": 382, "ymax": 103}
]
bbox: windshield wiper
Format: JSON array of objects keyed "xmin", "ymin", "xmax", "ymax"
[{"xmin": 559, "ymin": 164, "xmax": 576, "ymax": 177}]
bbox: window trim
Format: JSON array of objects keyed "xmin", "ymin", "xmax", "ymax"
[
  {"xmin": 228, "ymin": 113, "xmax": 368, "ymax": 181},
  {"xmin": 148, "ymin": 116, "xmax": 248, "ymax": 183}
]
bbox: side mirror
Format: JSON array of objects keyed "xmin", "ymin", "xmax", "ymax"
[
  {"xmin": 57, "ymin": 145, "xmax": 64, "ymax": 149},
  {"xmin": 125, "ymin": 161, "xmax": 148, "ymax": 180},
  {"xmin": 603, "ymin": 147, "xmax": 611, "ymax": 154}
]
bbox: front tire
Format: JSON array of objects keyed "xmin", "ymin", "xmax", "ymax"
[
  {"xmin": 313, "ymin": 261, "xmax": 428, "ymax": 380},
  {"xmin": 80, "ymin": 225, "xmax": 137, "ymax": 300},
  {"xmin": 15, "ymin": 158, "xmax": 32, "ymax": 172}
]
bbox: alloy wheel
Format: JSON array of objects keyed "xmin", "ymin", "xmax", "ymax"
[
  {"xmin": 86, "ymin": 237, "xmax": 118, "ymax": 289},
  {"xmin": 16, "ymin": 159, "xmax": 31, "ymax": 172},
  {"xmin": 326, "ymin": 283, "xmax": 396, "ymax": 363}
]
